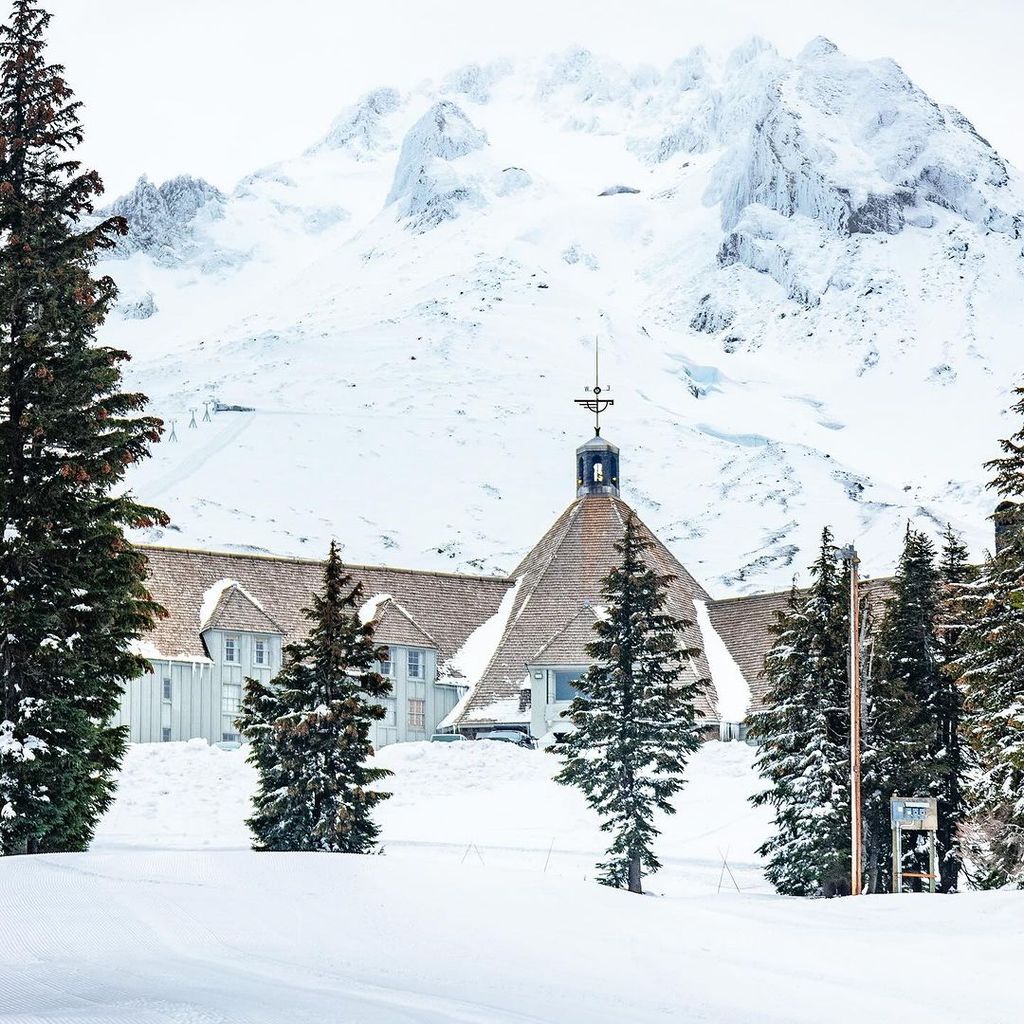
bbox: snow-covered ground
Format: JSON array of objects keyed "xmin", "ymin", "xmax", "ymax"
[
  {"xmin": 96, "ymin": 738, "xmax": 772, "ymax": 896},
  {"xmin": 2, "ymin": 740, "xmax": 1014, "ymax": 1023}
]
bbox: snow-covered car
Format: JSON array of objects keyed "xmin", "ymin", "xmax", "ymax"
[
  {"xmin": 429, "ymin": 732, "xmax": 467, "ymax": 743},
  {"xmin": 477, "ymin": 730, "xmax": 534, "ymax": 749}
]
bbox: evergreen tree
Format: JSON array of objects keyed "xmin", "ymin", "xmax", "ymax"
[
  {"xmin": 959, "ymin": 388, "xmax": 1024, "ymax": 888},
  {"xmin": 862, "ymin": 528, "xmax": 943, "ymax": 893},
  {"xmin": 555, "ymin": 513, "xmax": 706, "ymax": 894},
  {"xmin": 749, "ymin": 528, "xmax": 852, "ymax": 897},
  {"xmin": 0, "ymin": 1, "xmax": 165, "ymax": 855},
  {"xmin": 237, "ymin": 542, "xmax": 393, "ymax": 853},
  {"xmin": 933, "ymin": 524, "xmax": 974, "ymax": 891}
]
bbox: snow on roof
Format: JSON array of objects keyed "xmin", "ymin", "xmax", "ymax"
[
  {"xmin": 129, "ymin": 638, "xmax": 212, "ymax": 665},
  {"xmin": 199, "ymin": 578, "xmax": 266, "ymax": 631},
  {"xmin": 441, "ymin": 578, "xmax": 521, "ymax": 686},
  {"xmin": 693, "ymin": 599, "xmax": 750, "ymax": 723},
  {"xmin": 358, "ymin": 592, "xmax": 395, "ymax": 625}
]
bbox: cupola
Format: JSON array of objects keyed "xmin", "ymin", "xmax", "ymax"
[{"xmin": 576, "ymin": 435, "xmax": 620, "ymax": 497}]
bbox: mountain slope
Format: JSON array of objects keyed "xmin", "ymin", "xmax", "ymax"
[{"xmin": 101, "ymin": 38, "xmax": 1024, "ymax": 592}]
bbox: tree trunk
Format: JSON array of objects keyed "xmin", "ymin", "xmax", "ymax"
[{"xmin": 628, "ymin": 854, "xmax": 642, "ymax": 894}]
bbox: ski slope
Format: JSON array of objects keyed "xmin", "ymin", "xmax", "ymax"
[{"xmin": 0, "ymin": 740, "xmax": 1016, "ymax": 1023}]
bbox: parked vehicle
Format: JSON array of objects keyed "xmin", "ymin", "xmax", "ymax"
[
  {"xmin": 477, "ymin": 730, "xmax": 534, "ymax": 749},
  {"xmin": 430, "ymin": 732, "xmax": 467, "ymax": 743}
]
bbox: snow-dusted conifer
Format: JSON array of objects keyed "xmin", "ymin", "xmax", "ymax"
[
  {"xmin": 555, "ymin": 513, "xmax": 705, "ymax": 894},
  {"xmin": 749, "ymin": 529, "xmax": 851, "ymax": 897},
  {"xmin": 960, "ymin": 389, "xmax": 1024, "ymax": 888},
  {"xmin": 0, "ymin": 1, "xmax": 165, "ymax": 855},
  {"xmin": 237, "ymin": 542, "xmax": 393, "ymax": 853},
  {"xmin": 863, "ymin": 528, "xmax": 945, "ymax": 893}
]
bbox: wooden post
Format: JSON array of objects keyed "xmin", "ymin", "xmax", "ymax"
[
  {"xmin": 891, "ymin": 822, "xmax": 901, "ymax": 893},
  {"xmin": 848, "ymin": 548, "xmax": 863, "ymax": 896},
  {"xmin": 929, "ymin": 831, "xmax": 938, "ymax": 894}
]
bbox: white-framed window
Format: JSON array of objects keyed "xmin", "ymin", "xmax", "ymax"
[
  {"xmin": 222, "ymin": 680, "xmax": 241, "ymax": 717},
  {"xmin": 162, "ymin": 677, "xmax": 172, "ymax": 701},
  {"xmin": 224, "ymin": 637, "xmax": 238, "ymax": 663},
  {"xmin": 378, "ymin": 648, "xmax": 392, "ymax": 677},
  {"xmin": 552, "ymin": 668, "xmax": 586, "ymax": 702},
  {"xmin": 254, "ymin": 638, "xmax": 267, "ymax": 666},
  {"xmin": 407, "ymin": 649, "xmax": 423, "ymax": 680},
  {"xmin": 161, "ymin": 726, "xmax": 171, "ymax": 742},
  {"xmin": 407, "ymin": 698, "xmax": 425, "ymax": 731},
  {"xmin": 222, "ymin": 731, "xmax": 239, "ymax": 743}
]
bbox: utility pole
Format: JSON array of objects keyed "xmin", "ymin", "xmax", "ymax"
[{"xmin": 841, "ymin": 544, "xmax": 863, "ymax": 896}]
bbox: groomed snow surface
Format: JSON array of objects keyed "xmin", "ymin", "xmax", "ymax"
[{"xmin": 3, "ymin": 741, "xmax": 1021, "ymax": 1023}]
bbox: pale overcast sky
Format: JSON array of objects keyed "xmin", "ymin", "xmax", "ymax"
[{"xmin": 45, "ymin": 0, "xmax": 1024, "ymax": 197}]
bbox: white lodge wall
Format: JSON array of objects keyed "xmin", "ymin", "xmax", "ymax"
[{"xmin": 116, "ymin": 637, "xmax": 464, "ymax": 748}]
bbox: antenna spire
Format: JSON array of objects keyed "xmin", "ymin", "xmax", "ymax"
[{"xmin": 574, "ymin": 337, "xmax": 613, "ymax": 435}]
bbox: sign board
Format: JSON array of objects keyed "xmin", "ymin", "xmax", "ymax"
[{"xmin": 890, "ymin": 797, "xmax": 938, "ymax": 831}]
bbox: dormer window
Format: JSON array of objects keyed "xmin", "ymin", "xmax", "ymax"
[
  {"xmin": 254, "ymin": 639, "xmax": 267, "ymax": 666},
  {"xmin": 224, "ymin": 637, "xmax": 237, "ymax": 663},
  {"xmin": 407, "ymin": 649, "xmax": 423, "ymax": 680},
  {"xmin": 593, "ymin": 462, "xmax": 604, "ymax": 484}
]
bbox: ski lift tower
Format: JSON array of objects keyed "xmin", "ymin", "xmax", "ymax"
[{"xmin": 890, "ymin": 797, "xmax": 939, "ymax": 893}]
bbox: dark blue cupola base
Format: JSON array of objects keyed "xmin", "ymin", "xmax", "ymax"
[{"xmin": 576, "ymin": 435, "xmax": 620, "ymax": 497}]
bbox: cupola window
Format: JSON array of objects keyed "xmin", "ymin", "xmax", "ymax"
[{"xmin": 593, "ymin": 462, "xmax": 604, "ymax": 484}]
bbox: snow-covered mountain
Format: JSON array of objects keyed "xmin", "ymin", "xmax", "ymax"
[{"xmin": 102, "ymin": 38, "xmax": 1024, "ymax": 592}]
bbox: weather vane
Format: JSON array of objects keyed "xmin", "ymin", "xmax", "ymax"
[{"xmin": 574, "ymin": 338, "xmax": 613, "ymax": 436}]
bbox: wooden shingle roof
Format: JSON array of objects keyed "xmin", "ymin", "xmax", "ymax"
[
  {"xmin": 203, "ymin": 584, "xmax": 285, "ymax": 636},
  {"xmin": 705, "ymin": 577, "xmax": 894, "ymax": 712},
  {"xmin": 455, "ymin": 494, "xmax": 718, "ymax": 726},
  {"xmin": 139, "ymin": 545, "xmax": 514, "ymax": 663}
]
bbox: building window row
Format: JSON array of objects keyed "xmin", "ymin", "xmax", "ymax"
[{"xmin": 376, "ymin": 648, "xmax": 426, "ymax": 679}]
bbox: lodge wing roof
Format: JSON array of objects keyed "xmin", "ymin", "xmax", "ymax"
[
  {"xmin": 455, "ymin": 494, "xmax": 718, "ymax": 726},
  {"xmin": 705, "ymin": 576, "xmax": 894, "ymax": 711},
  {"xmin": 140, "ymin": 545, "xmax": 514, "ymax": 662}
]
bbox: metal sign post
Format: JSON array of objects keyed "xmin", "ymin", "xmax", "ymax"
[{"xmin": 890, "ymin": 797, "xmax": 939, "ymax": 893}]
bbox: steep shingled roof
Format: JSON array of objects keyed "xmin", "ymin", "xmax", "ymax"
[
  {"xmin": 455, "ymin": 494, "xmax": 718, "ymax": 725},
  {"xmin": 705, "ymin": 577, "xmax": 894, "ymax": 712},
  {"xmin": 140, "ymin": 545, "xmax": 514, "ymax": 663},
  {"xmin": 202, "ymin": 584, "xmax": 285, "ymax": 637}
]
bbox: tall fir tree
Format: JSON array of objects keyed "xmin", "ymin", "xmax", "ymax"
[
  {"xmin": 0, "ymin": 1, "xmax": 165, "ymax": 854},
  {"xmin": 933, "ymin": 524, "xmax": 974, "ymax": 891},
  {"xmin": 555, "ymin": 513, "xmax": 706, "ymax": 894},
  {"xmin": 959, "ymin": 387, "xmax": 1024, "ymax": 888},
  {"xmin": 748, "ymin": 528, "xmax": 852, "ymax": 897},
  {"xmin": 863, "ymin": 527, "xmax": 947, "ymax": 893},
  {"xmin": 237, "ymin": 542, "xmax": 393, "ymax": 853}
]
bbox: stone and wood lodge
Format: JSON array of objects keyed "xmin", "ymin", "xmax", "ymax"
[{"xmin": 119, "ymin": 429, "xmax": 891, "ymax": 748}]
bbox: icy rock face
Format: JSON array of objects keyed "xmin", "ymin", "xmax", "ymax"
[
  {"xmin": 441, "ymin": 61, "xmax": 511, "ymax": 104},
  {"xmin": 309, "ymin": 87, "xmax": 401, "ymax": 157},
  {"xmin": 105, "ymin": 175, "xmax": 224, "ymax": 265},
  {"xmin": 386, "ymin": 101, "xmax": 488, "ymax": 230}
]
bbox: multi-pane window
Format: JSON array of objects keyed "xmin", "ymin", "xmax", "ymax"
[
  {"xmin": 407, "ymin": 698, "xmax": 426, "ymax": 731},
  {"xmin": 254, "ymin": 639, "xmax": 267, "ymax": 666},
  {"xmin": 553, "ymin": 668, "xmax": 586, "ymax": 702},
  {"xmin": 224, "ymin": 637, "xmax": 237, "ymax": 663},
  {"xmin": 407, "ymin": 649, "xmax": 423, "ymax": 680},
  {"xmin": 378, "ymin": 648, "xmax": 392, "ymax": 677},
  {"xmin": 161, "ymin": 727, "xmax": 171, "ymax": 742},
  {"xmin": 162, "ymin": 677, "xmax": 172, "ymax": 701},
  {"xmin": 222, "ymin": 732, "xmax": 239, "ymax": 744},
  {"xmin": 222, "ymin": 681, "xmax": 242, "ymax": 717}
]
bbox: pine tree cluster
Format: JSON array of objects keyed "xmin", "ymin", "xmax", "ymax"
[
  {"xmin": 555, "ymin": 513, "xmax": 706, "ymax": 894},
  {"xmin": 0, "ymin": 1, "xmax": 165, "ymax": 855},
  {"xmin": 237, "ymin": 542, "xmax": 393, "ymax": 854}
]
